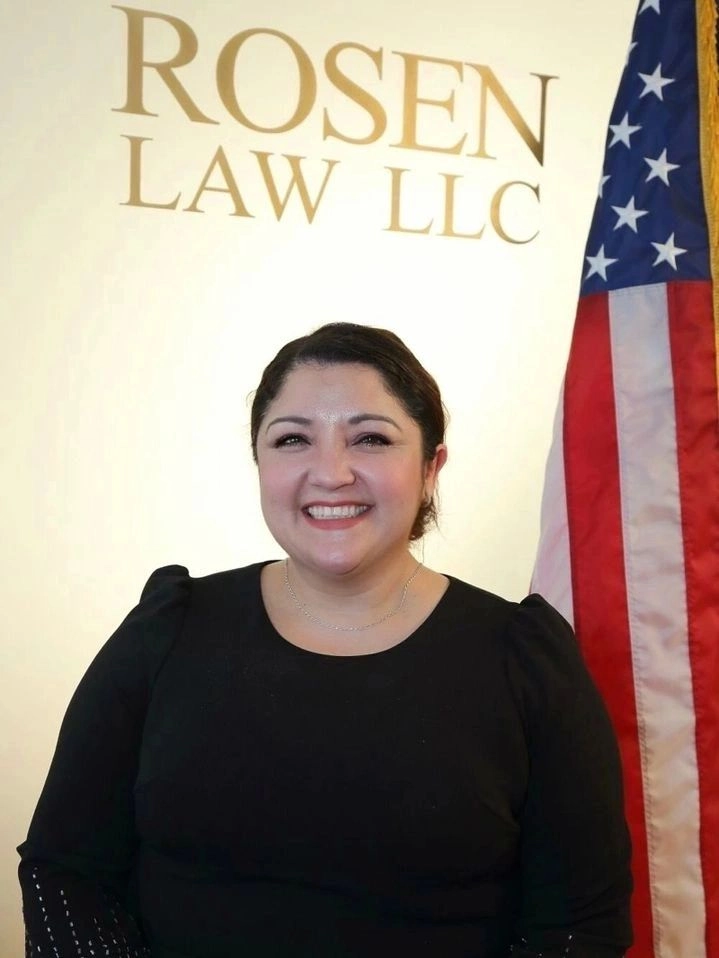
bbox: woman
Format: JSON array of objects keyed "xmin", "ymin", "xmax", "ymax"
[{"xmin": 19, "ymin": 323, "xmax": 632, "ymax": 957}]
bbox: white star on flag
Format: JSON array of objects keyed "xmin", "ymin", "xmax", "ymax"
[
  {"xmin": 644, "ymin": 148, "xmax": 680, "ymax": 185},
  {"xmin": 598, "ymin": 174, "xmax": 611, "ymax": 198},
  {"xmin": 611, "ymin": 197, "xmax": 649, "ymax": 233},
  {"xmin": 639, "ymin": 64, "xmax": 675, "ymax": 100},
  {"xmin": 651, "ymin": 233, "xmax": 687, "ymax": 269},
  {"xmin": 626, "ymin": 41, "xmax": 638, "ymax": 66},
  {"xmin": 608, "ymin": 113, "xmax": 642, "ymax": 148},
  {"xmin": 585, "ymin": 245, "xmax": 618, "ymax": 280},
  {"xmin": 639, "ymin": 0, "xmax": 661, "ymax": 13}
]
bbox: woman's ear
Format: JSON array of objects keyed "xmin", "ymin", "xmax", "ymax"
[{"xmin": 424, "ymin": 444, "xmax": 448, "ymax": 498}]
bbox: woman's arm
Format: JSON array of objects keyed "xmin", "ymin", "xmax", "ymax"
[
  {"xmin": 505, "ymin": 595, "xmax": 633, "ymax": 957},
  {"xmin": 18, "ymin": 566, "xmax": 189, "ymax": 958}
]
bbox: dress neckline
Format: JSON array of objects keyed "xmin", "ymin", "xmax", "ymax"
[{"xmin": 255, "ymin": 561, "xmax": 456, "ymax": 660}]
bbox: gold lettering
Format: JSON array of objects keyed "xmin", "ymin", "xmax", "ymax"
[
  {"xmin": 120, "ymin": 135, "xmax": 180, "ymax": 209},
  {"xmin": 253, "ymin": 153, "xmax": 338, "ymax": 222},
  {"xmin": 384, "ymin": 167, "xmax": 433, "ymax": 234},
  {"xmin": 112, "ymin": 6, "xmax": 217, "ymax": 123},
  {"xmin": 323, "ymin": 43, "xmax": 387, "ymax": 145},
  {"xmin": 490, "ymin": 180, "xmax": 539, "ymax": 243},
  {"xmin": 184, "ymin": 147, "xmax": 253, "ymax": 216},
  {"xmin": 439, "ymin": 174, "xmax": 485, "ymax": 239},
  {"xmin": 217, "ymin": 29, "xmax": 316, "ymax": 132},
  {"xmin": 391, "ymin": 52, "xmax": 466, "ymax": 154},
  {"xmin": 466, "ymin": 66, "xmax": 556, "ymax": 163}
]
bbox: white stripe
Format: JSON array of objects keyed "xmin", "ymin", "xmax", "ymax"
[
  {"xmin": 609, "ymin": 284, "xmax": 705, "ymax": 958},
  {"xmin": 531, "ymin": 378, "xmax": 574, "ymax": 626}
]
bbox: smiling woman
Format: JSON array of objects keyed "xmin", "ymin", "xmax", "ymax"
[
  {"xmin": 18, "ymin": 323, "xmax": 633, "ymax": 958},
  {"xmin": 251, "ymin": 327, "xmax": 448, "ymax": 653},
  {"xmin": 256, "ymin": 363, "xmax": 441, "ymax": 617}
]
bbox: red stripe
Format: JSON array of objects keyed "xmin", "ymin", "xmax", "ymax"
[
  {"xmin": 563, "ymin": 292, "xmax": 654, "ymax": 957},
  {"xmin": 667, "ymin": 280, "xmax": 719, "ymax": 956}
]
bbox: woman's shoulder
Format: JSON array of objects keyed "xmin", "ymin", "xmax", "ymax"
[
  {"xmin": 142, "ymin": 560, "xmax": 274, "ymax": 595},
  {"xmin": 440, "ymin": 576, "xmax": 554, "ymax": 640},
  {"xmin": 82, "ymin": 565, "xmax": 193, "ymax": 692},
  {"xmin": 183, "ymin": 559, "xmax": 274, "ymax": 604},
  {"xmin": 442, "ymin": 577, "xmax": 582, "ymax": 680},
  {"xmin": 442, "ymin": 574, "xmax": 515, "ymax": 614},
  {"xmin": 189, "ymin": 560, "xmax": 270, "ymax": 586},
  {"xmin": 445, "ymin": 576, "xmax": 573, "ymax": 637},
  {"xmin": 502, "ymin": 592, "xmax": 581, "ymax": 673},
  {"xmin": 497, "ymin": 592, "xmax": 606, "ymax": 730},
  {"xmin": 450, "ymin": 583, "xmax": 618, "ymax": 772},
  {"xmin": 87, "ymin": 561, "xmax": 272, "ymax": 690}
]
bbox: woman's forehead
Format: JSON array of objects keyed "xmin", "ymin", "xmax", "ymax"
[{"xmin": 272, "ymin": 362, "xmax": 400, "ymax": 408}]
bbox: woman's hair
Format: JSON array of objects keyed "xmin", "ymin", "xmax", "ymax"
[{"xmin": 251, "ymin": 322, "xmax": 447, "ymax": 540}]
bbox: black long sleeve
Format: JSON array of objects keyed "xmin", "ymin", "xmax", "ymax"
[
  {"xmin": 505, "ymin": 596, "xmax": 633, "ymax": 956},
  {"xmin": 18, "ymin": 566, "xmax": 190, "ymax": 958}
]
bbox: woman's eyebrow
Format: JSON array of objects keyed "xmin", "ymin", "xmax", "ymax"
[
  {"xmin": 264, "ymin": 416, "xmax": 311, "ymax": 432},
  {"xmin": 348, "ymin": 414, "xmax": 401, "ymax": 429}
]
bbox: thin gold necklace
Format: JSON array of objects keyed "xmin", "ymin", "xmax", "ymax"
[{"xmin": 283, "ymin": 559, "xmax": 422, "ymax": 632}]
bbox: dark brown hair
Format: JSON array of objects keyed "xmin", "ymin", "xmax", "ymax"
[{"xmin": 251, "ymin": 322, "xmax": 447, "ymax": 539}]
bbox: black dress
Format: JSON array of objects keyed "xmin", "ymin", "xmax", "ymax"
[{"xmin": 18, "ymin": 563, "xmax": 632, "ymax": 957}]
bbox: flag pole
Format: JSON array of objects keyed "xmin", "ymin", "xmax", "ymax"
[{"xmin": 696, "ymin": 0, "xmax": 719, "ymax": 369}]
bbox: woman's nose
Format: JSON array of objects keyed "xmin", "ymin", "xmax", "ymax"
[{"xmin": 308, "ymin": 442, "xmax": 355, "ymax": 488}]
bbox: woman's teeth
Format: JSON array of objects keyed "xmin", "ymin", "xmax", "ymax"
[{"xmin": 306, "ymin": 505, "xmax": 369, "ymax": 519}]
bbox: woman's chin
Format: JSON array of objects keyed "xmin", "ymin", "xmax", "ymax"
[
  {"xmin": 301, "ymin": 554, "xmax": 366, "ymax": 579},
  {"xmin": 286, "ymin": 545, "xmax": 377, "ymax": 580}
]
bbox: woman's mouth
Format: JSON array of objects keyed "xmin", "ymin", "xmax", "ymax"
[{"xmin": 305, "ymin": 504, "xmax": 370, "ymax": 520}]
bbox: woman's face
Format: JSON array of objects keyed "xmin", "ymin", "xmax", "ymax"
[{"xmin": 256, "ymin": 362, "xmax": 445, "ymax": 580}]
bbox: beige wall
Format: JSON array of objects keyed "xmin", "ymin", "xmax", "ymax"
[{"xmin": 2, "ymin": 0, "xmax": 637, "ymax": 950}]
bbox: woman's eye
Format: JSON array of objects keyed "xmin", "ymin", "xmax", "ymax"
[
  {"xmin": 273, "ymin": 434, "xmax": 308, "ymax": 448},
  {"xmin": 356, "ymin": 433, "xmax": 391, "ymax": 447}
]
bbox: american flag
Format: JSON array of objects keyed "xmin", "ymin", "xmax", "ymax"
[{"xmin": 531, "ymin": 0, "xmax": 719, "ymax": 956}]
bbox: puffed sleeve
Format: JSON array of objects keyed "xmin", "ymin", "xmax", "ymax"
[
  {"xmin": 505, "ymin": 595, "xmax": 633, "ymax": 958},
  {"xmin": 17, "ymin": 565, "xmax": 190, "ymax": 958}
]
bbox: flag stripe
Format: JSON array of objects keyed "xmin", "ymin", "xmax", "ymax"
[
  {"xmin": 609, "ymin": 283, "xmax": 706, "ymax": 958},
  {"xmin": 530, "ymin": 381, "xmax": 574, "ymax": 625},
  {"xmin": 563, "ymin": 292, "xmax": 654, "ymax": 958},
  {"xmin": 667, "ymin": 280, "xmax": 719, "ymax": 956}
]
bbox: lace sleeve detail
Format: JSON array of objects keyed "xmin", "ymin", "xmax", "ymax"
[
  {"xmin": 22, "ymin": 863, "xmax": 151, "ymax": 957},
  {"xmin": 509, "ymin": 933, "xmax": 627, "ymax": 957}
]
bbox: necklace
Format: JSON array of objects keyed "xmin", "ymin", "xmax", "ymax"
[{"xmin": 283, "ymin": 559, "xmax": 422, "ymax": 632}]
